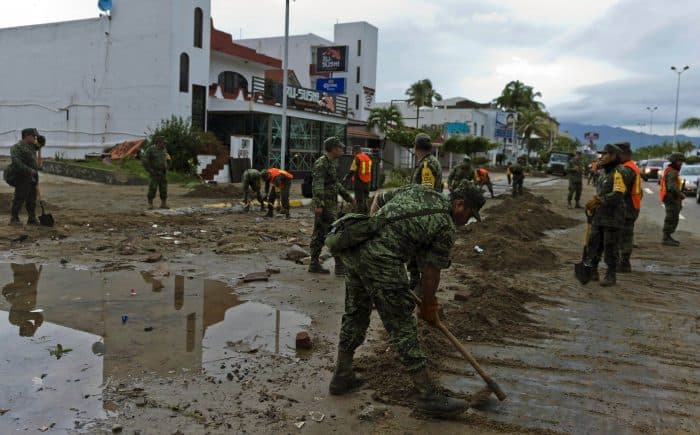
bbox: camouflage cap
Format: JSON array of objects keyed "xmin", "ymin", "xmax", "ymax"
[
  {"xmin": 615, "ymin": 142, "xmax": 632, "ymax": 154},
  {"xmin": 414, "ymin": 133, "xmax": 432, "ymax": 150},
  {"xmin": 21, "ymin": 128, "xmax": 39, "ymax": 138},
  {"xmin": 601, "ymin": 143, "xmax": 622, "ymax": 154},
  {"xmin": 324, "ymin": 136, "xmax": 343, "ymax": 150},
  {"xmin": 668, "ymin": 152, "xmax": 686, "ymax": 162},
  {"xmin": 450, "ymin": 180, "xmax": 485, "ymax": 221}
]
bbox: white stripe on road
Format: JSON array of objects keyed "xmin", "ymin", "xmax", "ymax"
[{"xmin": 644, "ymin": 187, "xmax": 654, "ymax": 195}]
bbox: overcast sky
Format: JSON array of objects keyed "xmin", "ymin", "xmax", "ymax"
[{"xmin": 2, "ymin": 0, "xmax": 699, "ymax": 134}]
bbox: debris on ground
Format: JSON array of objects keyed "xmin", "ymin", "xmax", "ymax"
[
  {"xmin": 241, "ymin": 272, "xmax": 270, "ymax": 283},
  {"xmin": 282, "ymin": 245, "xmax": 310, "ymax": 262},
  {"xmin": 295, "ymin": 331, "xmax": 313, "ymax": 350},
  {"xmin": 183, "ymin": 184, "xmax": 242, "ymax": 198}
]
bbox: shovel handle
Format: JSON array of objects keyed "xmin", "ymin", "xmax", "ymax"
[{"xmin": 436, "ymin": 321, "xmax": 507, "ymax": 401}]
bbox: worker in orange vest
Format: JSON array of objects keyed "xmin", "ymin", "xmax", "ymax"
[
  {"xmin": 262, "ymin": 167, "xmax": 294, "ymax": 218},
  {"xmin": 345, "ymin": 146, "xmax": 373, "ymax": 213},
  {"xmin": 616, "ymin": 142, "xmax": 643, "ymax": 272},
  {"xmin": 659, "ymin": 153, "xmax": 685, "ymax": 246},
  {"xmin": 474, "ymin": 167, "xmax": 494, "ymax": 198}
]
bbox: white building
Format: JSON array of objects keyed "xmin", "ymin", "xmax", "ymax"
[
  {"xmin": 0, "ymin": 0, "xmax": 354, "ymax": 177},
  {"xmin": 238, "ymin": 21, "xmax": 379, "ymax": 122}
]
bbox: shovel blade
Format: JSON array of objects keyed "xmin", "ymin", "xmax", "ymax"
[
  {"xmin": 574, "ymin": 262, "xmax": 592, "ymax": 285},
  {"xmin": 39, "ymin": 213, "xmax": 54, "ymax": 227}
]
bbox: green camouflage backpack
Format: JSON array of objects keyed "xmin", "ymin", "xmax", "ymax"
[{"xmin": 3, "ymin": 164, "xmax": 17, "ymax": 187}]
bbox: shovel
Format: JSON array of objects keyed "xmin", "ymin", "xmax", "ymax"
[
  {"xmin": 39, "ymin": 200, "xmax": 54, "ymax": 227},
  {"xmin": 574, "ymin": 222, "xmax": 592, "ymax": 284}
]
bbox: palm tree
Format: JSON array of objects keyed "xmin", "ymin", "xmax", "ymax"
[
  {"xmin": 680, "ymin": 117, "xmax": 700, "ymax": 129},
  {"xmin": 368, "ymin": 105, "xmax": 404, "ymax": 148},
  {"xmin": 517, "ymin": 108, "xmax": 550, "ymax": 165},
  {"xmin": 405, "ymin": 79, "xmax": 442, "ymax": 128},
  {"xmin": 493, "ymin": 80, "xmax": 545, "ymax": 111}
]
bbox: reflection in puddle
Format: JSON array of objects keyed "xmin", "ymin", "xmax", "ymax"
[{"xmin": 0, "ymin": 263, "xmax": 310, "ymax": 432}]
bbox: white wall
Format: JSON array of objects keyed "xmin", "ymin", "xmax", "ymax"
[
  {"xmin": 333, "ymin": 22, "xmax": 378, "ymax": 122},
  {"xmin": 209, "ymin": 52, "xmax": 266, "ymax": 90},
  {"xmin": 0, "ymin": 0, "xmax": 212, "ymax": 158}
]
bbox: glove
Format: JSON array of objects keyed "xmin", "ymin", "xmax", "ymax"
[
  {"xmin": 585, "ymin": 196, "xmax": 600, "ymax": 212},
  {"xmin": 417, "ymin": 299, "xmax": 440, "ymax": 326}
]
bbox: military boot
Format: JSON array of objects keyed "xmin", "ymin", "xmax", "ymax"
[
  {"xmin": 662, "ymin": 233, "xmax": 680, "ymax": 246},
  {"xmin": 600, "ymin": 265, "xmax": 616, "ymax": 287},
  {"xmin": 9, "ymin": 216, "xmax": 22, "ymax": 226},
  {"xmin": 265, "ymin": 205, "xmax": 274, "ymax": 218},
  {"xmin": 259, "ymin": 203, "xmax": 266, "ymax": 212},
  {"xmin": 283, "ymin": 209, "xmax": 291, "ymax": 220},
  {"xmin": 334, "ymin": 257, "xmax": 346, "ymax": 277},
  {"xmin": 567, "ymin": 200, "xmax": 572, "ymax": 209},
  {"xmin": 590, "ymin": 266, "xmax": 599, "ymax": 281},
  {"xmin": 412, "ymin": 369, "xmax": 467, "ymax": 417},
  {"xmin": 575, "ymin": 201, "xmax": 582, "ymax": 209},
  {"xmin": 329, "ymin": 350, "xmax": 364, "ymax": 395},
  {"xmin": 308, "ymin": 260, "xmax": 330, "ymax": 274},
  {"xmin": 243, "ymin": 203, "xmax": 251, "ymax": 212},
  {"xmin": 159, "ymin": 200, "xmax": 169, "ymax": 209},
  {"xmin": 618, "ymin": 255, "xmax": 632, "ymax": 273},
  {"xmin": 148, "ymin": 199, "xmax": 154, "ymax": 210},
  {"xmin": 27, "ymin": 216, "xmax": 40, "ymax": 226}
]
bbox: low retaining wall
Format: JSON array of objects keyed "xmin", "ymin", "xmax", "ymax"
[{"xmin": 42, "ymin": 160, "xmax": 147, "ymax": 185}]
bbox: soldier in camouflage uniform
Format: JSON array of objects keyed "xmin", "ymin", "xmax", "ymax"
[
  {"xmin": 241, "ymin": 168, "xmax": 265, "ymax": 211},
  {"xmin": 309, "ymin": 137, "xmax": 355, "ymax": 274},
  {"xmin": 447, "ymin": 156, "xmax": 473, "ymax": 191},
  {"xmin": 329, "ymin": 181, "xmax": 485, "ymax": 418},
  {"xmin": 143, "ymin": 136, "xmax": 169, "ymax": 209},
  {"xmin": 584, "ymin": 144, "xmax": 627, "ymax": 286},
  {"xmin": 660, "ymin": 153, "xmax": 685, "ymax": 246},
  {"xmin": 566, "ymin": 151, "xmax": 584, "ymax": 208},
  {"xmin": 617, "ymin": 142, "xmax": 642, "ymax": 271},
  {"xmin": 8, "ymin": 128, "xmax": 40, "ymax": 226},
  {"xmin": 510, "ymin": 155, "xmax": 526, "ymax": 197}
]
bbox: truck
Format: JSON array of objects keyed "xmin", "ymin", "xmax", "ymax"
[{"xmin": 546, "ymin": 151, "xmax": 574, "ymax": 176}]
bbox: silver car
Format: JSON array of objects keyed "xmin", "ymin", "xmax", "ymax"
[{"xmin": 678, "ymin": 164, "xmax": 699, "ymax": 201}]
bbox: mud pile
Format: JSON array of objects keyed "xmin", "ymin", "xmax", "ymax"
[
  {"xmin": 455, "ymin": 192, "xmax": 579, "ymax": 271},
  {"xmin": 183, "ymin": 183, "xmax": 243, "ymax": 198}
]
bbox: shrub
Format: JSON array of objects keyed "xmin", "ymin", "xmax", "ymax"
[
  {"xmin": 383, "ymin": 168, "xmax": 412, "ymax": 188},
  {"xmin": 147, "ymin": 116, "xmax": 203, "ymax": 174},
  {"xmin": 472, "ymin": 156, "xmax": 491, "ymax": 166}
]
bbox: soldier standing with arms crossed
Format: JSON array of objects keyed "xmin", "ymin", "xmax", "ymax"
[
  {"xmin": 143, "ymin": 136, "xmax": 169, "ymax": 209},
  {"xmin": 660, "ymin": 153, "xmax": 685, "ymax": 246},
  {"xmin": 567, "ymin": 151, "xmax": 584, "ymax": 208},
  {"xmin": 308, "ymin": 137, "xmax": 355, "ymax": 275},
  {"xmin": 616, "ymin": 142, "xmax": 642, "ymax": 271}
]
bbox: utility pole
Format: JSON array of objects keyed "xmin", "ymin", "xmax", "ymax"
[
  {"xmin": 280, "ymin": 0, "xmax": 290, "ymax": 170},
  {"xmin": 671, "ymin": 65, "xmax": 690, "ymax": 150}
]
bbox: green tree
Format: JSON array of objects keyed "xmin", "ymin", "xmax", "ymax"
[
  {"xmin": 148, "ymin": 116, "xmax": 203, "ymax": 174},
  {"xmin": 517, "ymin": 108, "xmax": 550, "ymax": 163},
  {"xmin": 405, "ymin": 79, "xmax": 442, "ymax": 128},
  {"xmin": 442, "ymin": 135, "xmax": 497, "ymax": 156},
  {"xmin": 493, "ymin": 80, "xmax": 545, "ymax": 111},
  {"xmin": 368, "ymin": 105, "xmax": 404, "ymax": 148},
  {"xmin": 551, "ymin": 135, "xmax": 578, "ymax": 153},
  {"xmin": 680, "ymin": 117, "xmax": 700, "ymax": 129}
]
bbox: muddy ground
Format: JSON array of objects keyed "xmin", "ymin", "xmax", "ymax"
[{"xmin": 0, "ymin": 175, "xmax": 698, "ymax": 434}]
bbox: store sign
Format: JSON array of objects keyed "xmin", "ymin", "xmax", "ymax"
[
  {"xmin": 316, "ymin": 78, "xmax": 346, "ymax": 94},
  {"xmin": 495, "ymin": 111, "xmax": 516, "ymax": 138},
  {"xmin": 444, "ymin": 122, "xmax": 469, "ymax": 135},
  {"xmin": 315, "ymin": 46, "xmax": 348, "ymax": 72},
  {"xmin": 286, "ymin": 85, "xmax": 337, "ymax": 113},
  {"xmin": 231, "ymin": 135, "xmax": 254, "ymax": 166}
]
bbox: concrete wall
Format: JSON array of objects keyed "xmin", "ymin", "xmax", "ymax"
[
  {"xmin": 334, "ymin": 22, "xmax": 378, "ymax": 122},
  {"xmin": 209, "ymin": 51, "xmax": 265, "ymax": 90},
  {"xmin": 41, "ymin": 160, "xmax": 147, "ymax": 185},
  {"xmin": 0, "ymin": 0, "xmax": 212, "ymax": 159}
]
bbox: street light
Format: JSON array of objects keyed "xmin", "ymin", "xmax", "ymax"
[
  {"xmin": 279, "ymin": 0, "xmax": 292, "ymax": 170},
  {"xmin": 645, "ymin": 105, "xmax": 657, "ymax": 136},
  {"xmin": 671, "ymin": 65, "xmax": 690, "ymax": 150},
  {"xmin": 636, "ymin": 122, "xmax": 645, "ymax": 146}
]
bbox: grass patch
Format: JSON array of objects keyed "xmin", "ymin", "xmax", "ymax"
[{"xmin": 68, "ymin": 158, "xmax": 199, "ymax": 184}]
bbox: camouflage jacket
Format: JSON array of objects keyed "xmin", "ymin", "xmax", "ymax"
[
  {"xmin": 10, "ymin": 140, "xmax": 38, "ymax": 178},
  {"xmin": 312, "ymin": 154, "xmax": 352, "ymax": 208},
  {"xmin": 143, "ymin": 146, "xmax": 168, "ymax": 177},
  {"xmin": 412, "ymin": 154, "xmax": 443, "ymax": 192},
  {"xmin": 242, "ymin": 169, "xmax": 262, "ymax": 190},
  {"xmin": 662, "ymin": 167, "xmax": 682, "ymax": 203},
  {"xmin": 345, "ymin": 184, "xmax": 455, "ymax": 270},
  {"xmin": 592, "ymin": 162, "xmax": 626, "ymax": 228},
  {"xmin": 566, "ymin": 158, "xmax": 584, "ymax": 183},
  {"xmin": 447, "ymin": 163, "xmax": 473, "ymax": 190}
]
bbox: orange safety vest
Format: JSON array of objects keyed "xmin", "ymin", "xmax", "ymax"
[
  {"xmin": 354, "ymin": 153, "xmax": 372, "ymax": 184},
  {"xmin": 266, "ymin": 168, "xmax": 293, "ymax": 189},
  {"xmin": 475, "ymin": 168, "xmax": 490, "ymax": 183},
  {"xmin": 659, "ymin": 166, "xmax": 680, "ymax": 202},
  {"xmin": 623, "ymin": 160, "xmax": 642, "ymax": 210}
]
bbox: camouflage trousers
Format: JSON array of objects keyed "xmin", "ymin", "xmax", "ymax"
[
  {"xmin": 268, "ymin": 183, "xmax": 290, "ymax": 213},
  {"xmin": 568, "ymin": 181, "xmax": 582, "ymax": 204},
  {"xmin": 11, "ymin": 178, "xmax": 37, "ymax": 220},
  {"xmin": 309, "ymin": 204, "xmax": 336, "ymax": 260},
  {"xmin": 243, "ymin": 180, "xmax": 263, "ymax": 205},
  {"xmin": 354, "ymin": 182, "xmax": 370, "ymax": 214},
  {"xmin": 587, "ymin": 225, "xmax": 619, "ymax": 268},
  {"xmin": 663, "ymin": 200, "xmax": 681, "ymax": 235},
  {"xmin": 512, "ymin": 177, "xmax": 524, "ymax": 197},
  {"xmin": 147, "ymin": 176, "xmax": 167, "ymax": 201},
  {"xmin": 338, "ymin": 258, "xmax": 426, "ymax": 373},
  {"xmin": 618, "ymin": 216, "xmax": 638, "ymax": 257}
]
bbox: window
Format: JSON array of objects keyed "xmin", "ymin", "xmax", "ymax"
[
  {"xmin": 474, "ymin": 123, "xmax": 478, "ymax": 135},
  {"xmin": 355, "ymin": 94, "xmax": 359, "ymax": 110},
  {"xmin": 217, "ymin": 71, "xmax": 248, "ymax": 93},
  {"xmin": 179, "ymin": 53, "xmax": 190, "ymax": 93},
  {"xmin": 481, "ymin": 125, "xmax": 484, "ymax": 136},
  {"xmin": 194, "ymin": 7, "xmax": 203, "ymax": 48},
  {"xmin": 357, "ymin": 39, "xmax": 362, "ymax": 56},
  {"xmin": 356, "ymin": 66, "xmax": 361, "ymax": 83}
]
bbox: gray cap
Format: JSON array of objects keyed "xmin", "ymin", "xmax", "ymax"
[{"xmin": 601, "ymin": 143, "xmax": 622, "ymax": 154}]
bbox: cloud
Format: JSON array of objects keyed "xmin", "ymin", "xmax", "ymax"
[{"xmin": 472, "ymin": 12, "xmax": 508, "ymax": 24}]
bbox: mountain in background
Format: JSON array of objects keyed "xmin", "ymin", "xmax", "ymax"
[{"xmin": 559, "ymin": 122, "xmax": 700, "ymax": 150}]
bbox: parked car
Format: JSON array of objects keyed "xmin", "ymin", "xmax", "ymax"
[
  {"xmin": 641, "ymin": 159, "xmax": 665, "ymax": 181},
  {"xmin": 546, "ymin": 152, "xmax": 573, "ymax": 176},
  {"xmin": 678, "ymin": 164, "xmax": 700, "ymax": 198}
]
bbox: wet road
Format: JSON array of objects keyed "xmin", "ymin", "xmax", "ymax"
[{"xmin": 641, "ymin": 180, "xmax": 700, "ymax": 236}]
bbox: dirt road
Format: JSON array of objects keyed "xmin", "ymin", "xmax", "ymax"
[{"xmin": 0, "ymin": 175, "xmax": 698, "ymax": 434}]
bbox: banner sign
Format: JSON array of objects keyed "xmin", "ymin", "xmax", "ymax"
[
  {"xmin": 315, "ymin": 46, "xmax": 348, "ymax": 72},
  {"xmin": 316, "ymin": 78, "xmax": 346, "ymax": 94},
  {"xmin": 495, "ymin": 111, "xmax": 516, "ymax": 138},
  {"xmin": 443, "ymin": 122, "xmax": 470, "ymax": 135},
  {"xmin": 286, "ymin": 85, "xmax": 337, "ymax": 113}
]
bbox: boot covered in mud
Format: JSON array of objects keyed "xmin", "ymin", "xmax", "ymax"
[
  {"xmin": 662, "ymin": 233, "xmax": 680, "ymax": 246},
  {"xmin": 600, "ymin": 265, "xmax": 616, "ymax": 287},
  {"xmin": 334, "ymin": 257, "xmax": 346, "ymax": 277},
  {"xmin": 160, "ymin": 199, "xmax": 169, "ymax": 209},
  {"xmin": 411, "ymin": 369, "xmax": 467, "ymax": 417},
  {"xmin": 329, "ymin": 350, "xmax": 364, "ymax": 395},
  {"xmin": 148, "ymin": 199, "xmax": 154, "ymax": 210},
  {"xmin": 308, "ymin": 259, "xmax": 330, "ymax": 274},
  {"xmin": 575, "ymin": 201, "xmax": 582, "ymax": 209},
  {"xmin": 618, "ymin": 255, "xmax": 631, "ymax": 273},
  {"xmin": 265, "ymin": 205, "xmax": 274, "ymax": 218}
]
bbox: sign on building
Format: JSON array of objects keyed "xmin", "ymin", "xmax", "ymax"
[
  {"xmin": 314, "ymin": 46, "xmax": 348, "ymax": 72},
  {"xmin": 316, "ymin": 78, "xmax": 346, "ymax": 94},
  {"xmin": 443, "ymin": 122, "xmax": 470, "ymax": 135},
  {"xmin": 495, "ymin": 111, "xmax": 516, "ymax": 138},
  {"xmin": 230, "ymin": 135, "xmax": 254, "ymax": 166}
]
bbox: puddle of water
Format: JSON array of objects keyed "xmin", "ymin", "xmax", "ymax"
[{"xmin": 0, "ymin": 263, "xmax": 310, "ymax": 432}]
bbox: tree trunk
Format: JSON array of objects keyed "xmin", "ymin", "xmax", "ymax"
[{"xmin": 416, "ymin": 106, "xmax": 420, "ymax": 128}]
